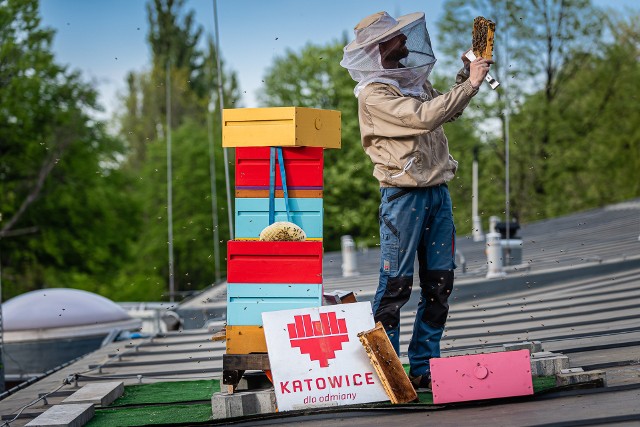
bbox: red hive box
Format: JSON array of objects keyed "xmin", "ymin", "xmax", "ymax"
[
  {"xmin": 235, "ymin": 146, "xmax": 323, "ymax": 189},
  {"xmin": 227, "ymin": 241, "xmax": 323, "ymax": 284}
]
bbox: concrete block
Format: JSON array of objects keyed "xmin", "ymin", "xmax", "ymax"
[
  {"xmin": 530, "ymin": 353, "xmax": 569, "ymax": 377},
  {"xmin": 556, "ymin": 369, "xmax": 607, "ymax": 387},
  {"xmin": 62, "ymin": 382, "xmax": 124, "ymax": 407},
  {"xmin": 530, "ymin": 351, "xmax": 555, "ymax": 358},
  {"xmin": 560, "ymin": 368, "xmax": 584, "ymax": 374},
  {"xmin": 26, "ymin": 404, "xmax": 94, "ymax": 427},
  {"xmin": 211, "ymin": 389, "xmax": 276, "ymax": 419},
  {"xmin": 503, "ymin": 341, "xmax": 543, "ymax": 354}
]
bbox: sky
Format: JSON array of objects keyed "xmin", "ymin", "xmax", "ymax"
[{"xmin": 38, "ymin": 0, "xmax": 639, "ymax": 122}]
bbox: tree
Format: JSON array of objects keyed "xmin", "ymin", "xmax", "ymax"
[
  {"xmin": 110, "ymin": 120, "xmax": 233, "ymax": 300},
  {"xmin": 511, "ymin": 10, "xmax": 640, "ymax": 217},
  {"xmin": 119, "ymin": 0, "xmax": 208, "ymax": 170},
  {"xmin": 437, "ymin": 0, "xmax": 606, "ymax": 221},
  {"xmin": 112, "ymin": 1, "xmax": 242, "ymax": 300},
  {"xmin": 0, "ymin": 0, "xmax": 138, "ymax": 299}
]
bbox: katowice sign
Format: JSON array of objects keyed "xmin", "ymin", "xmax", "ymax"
[{"xmin": 262, "ymin": 302, "xmax": 388, "ymax": 411}]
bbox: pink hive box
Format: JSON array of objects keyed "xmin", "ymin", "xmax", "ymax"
[{"xmin": 430, "ymin": 349, "xmax": 533, "ymax": 404}]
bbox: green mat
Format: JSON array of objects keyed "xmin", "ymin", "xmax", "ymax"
[
  {"xmin": 108, "ymin": 379, "xmax": 219, "ymax": 407},
  {"xmin": 86, "ymin": 374, "xmax": 559, "ymax": 426},
  {"xmin": 402, "ymin": 364, "xmax": 556, "ymax": 404},
  {"xmin": 412, "ymin": 376, "xmax": 556, "ymax": 405},
  {"xmin": 87, "ymin": 380, "xmax": 218, "ymax": 427},
  {"xmin": 87, "ymin": 403, "xmax": 212, "ymax": 427}
]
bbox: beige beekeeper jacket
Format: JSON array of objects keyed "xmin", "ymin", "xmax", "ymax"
[{"xmin": 357, "ymin": 75, "xmax": 478, "ymax": 188}]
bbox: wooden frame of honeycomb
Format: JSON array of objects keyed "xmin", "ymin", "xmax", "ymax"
[{"xmin": 472, "ymin": 16, "xmax": 496, "ymax": 60}]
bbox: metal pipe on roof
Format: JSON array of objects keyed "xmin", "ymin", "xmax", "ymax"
[
  {"xmin": 0, "ymin": 250, "xmax": 5, "ymax": 394},
  {"xmin": 166, "ymin": 60, "xmax": 175, "ymax": 303},
  {"xmin": 207, "ymin": 99, "xmax": 221, "ymax": 283},
  {"xmin": 213, "ymin": 0, "xmax": 234, "ymax": 241}
]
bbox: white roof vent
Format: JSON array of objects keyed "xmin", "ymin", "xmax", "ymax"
[{"xmin": 2, "ymin": 288, "xmax": 132, "ymax": 331}]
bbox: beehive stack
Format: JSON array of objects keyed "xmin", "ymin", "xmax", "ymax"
[{"xmin": 221, "ymin": 107, "xmax": 341, "ymax": 391}]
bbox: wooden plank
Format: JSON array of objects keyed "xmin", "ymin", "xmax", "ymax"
[
  {"xmin": 211, "ymin": 329, "xmax": 226, "ymax": 341},
  {"xmin": 323, "ymin": 290, "xmax": 357, "ymax": 305},
  {"xmin": 358, "ymin": 322, "xmax": 417, "ymax": 404},
  {"xmin": 236, "ymin": 189, "xmax": 324, "ymax": 199},
  {"xmin": 225, "ymin": 325, "xmax": 267, "ymax": 354},
  {"xmin": 223, "ymin": 353, "xmax": 271, "ymax": 371}
]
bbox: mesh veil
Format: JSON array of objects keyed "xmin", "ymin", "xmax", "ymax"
[{"xmin": 341, "ymin": 15, "xmax": 437, "ymax": 97}]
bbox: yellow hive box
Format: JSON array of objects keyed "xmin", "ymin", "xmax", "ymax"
[
  {"xmin": 222, "ymin": 107, "xmax": 341, "ymax": 148},
  {"xmin": 225, "ymin": 325, "xmax": 267, "ymax": 354}
]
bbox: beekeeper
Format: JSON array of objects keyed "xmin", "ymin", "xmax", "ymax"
[{"xmin": 340, "ymin": 11, "xmax": 493, "ymax": 390}]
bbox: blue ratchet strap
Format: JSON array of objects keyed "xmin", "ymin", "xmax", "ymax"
[
  {"xmin": 268, "ymin": 147, "xmax": 291, "ymax": 225},
  {"xmin": 277, "ymin": 147, "xmax": 292, "ymax": 222},
  {"xmin": 269, "ymin": 147, "xmax": 276, "ymax": 224}
]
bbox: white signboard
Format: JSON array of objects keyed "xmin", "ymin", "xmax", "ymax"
[{"xmin": 262, "ymin": 302, "xmax": 389, "ymax": 411}]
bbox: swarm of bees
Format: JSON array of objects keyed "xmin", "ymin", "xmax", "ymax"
[{"xmin": 259, "ymin": 221, "xmax": 307, "ymax": 241}]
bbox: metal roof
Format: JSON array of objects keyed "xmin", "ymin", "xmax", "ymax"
[{"xmin": 1, "ymin": 198, "xmax": 639, "ymax": 425}]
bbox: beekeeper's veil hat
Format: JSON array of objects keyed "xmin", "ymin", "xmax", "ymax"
[{"xmin": 340, "ymin": 11, "xmax": 437, "ymax": 97}]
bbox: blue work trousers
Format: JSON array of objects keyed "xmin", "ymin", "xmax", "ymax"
[{"xmin": 372, "ymin": 185, "xmax": 456, "ymax": 377}]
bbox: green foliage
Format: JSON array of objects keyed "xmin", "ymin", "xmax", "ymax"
[
  {"xmin": 119, "ymin": 0, "xmax": 241, "ymax": 172},
  {"xmin": 112, "ymin": 1, "xmax": 242, "ymax": 300},
  {"xmin": 509, "ymin": 11, "xmax": 640, "ymax": 219},
  {"xmin": 0, "ymin": 0, "xmax": 138, "ymax": 299},
  {"xmin": 1, "ymin": 0, "xmax": 240, "ymax": 302},
  {"xmin": 438, "ymin": 0, "xmax": 611, "ymax": 223},
  {"xmin": 437, "ymin": 0, "xmax": 604, "ymax": 98},
  {"xmin": 111, "ymin": 120, "xmax": 231, "ymax": 301},
  {"xmin": 2, "ymin": 0, "xmax": 638, "ymax": 304},
  {"xmin": 147, "ymin": 0, "xmax": 205, "ymax": 89}
]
